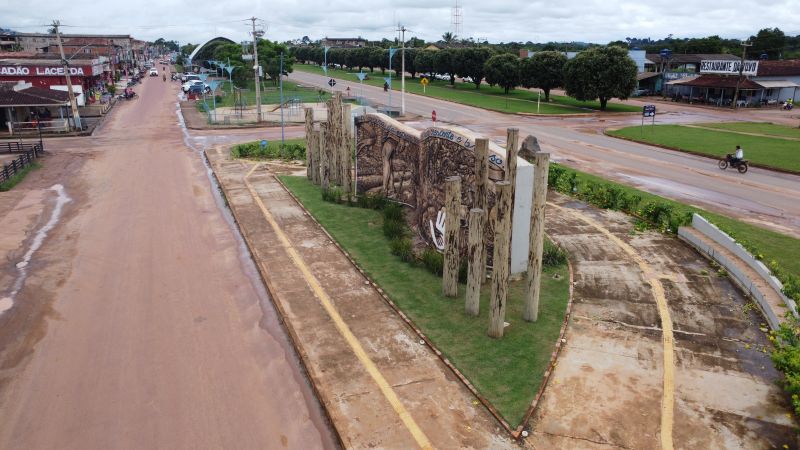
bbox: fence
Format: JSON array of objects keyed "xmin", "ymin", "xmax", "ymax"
[
  {"xmin": 6, "ymin": 119, "xmax": 70, "ymax": 136},
  {"xmin": 0, "ymin": 144, "xmax": 42, "ymax": 184}
]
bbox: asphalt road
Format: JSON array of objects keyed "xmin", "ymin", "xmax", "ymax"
[
  {"xmin": 291, "ymin": 70, "xmax": 800, "ymax": 237},
  {"xmin": 0, "ymin": 74, "xmax": 337, "ymax": 449}
]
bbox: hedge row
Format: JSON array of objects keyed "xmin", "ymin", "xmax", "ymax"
[{"xmin": 231, "ymin": 141, "xmax": 306, "ymax": 161}]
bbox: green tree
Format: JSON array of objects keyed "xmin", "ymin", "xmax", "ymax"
[
  {"xmin": 454, "ymin": 47, "xmax": 494, "ymax": 88},
  {"xmin": 257, "ymin": 39, "xmax": 294, "ymax": 85},
  {"xmin": 442, "ymin": 32, "xmax": 455, "ymax": 45},
  {"xmin": 434, "ymin": 48, "xmax": 458, "ymax": 85},
  {"xmin": 414, "ymin": 50, "xmax": 436, "ymax": 75},
  {"xmin": 391, "ymin": 48, "xmax": 420, "ymax": 78},
  {"xmin": 519, "ymin": 51, "xmax": 567, "ymax": 101},
  {"xmin": 563, "ymin": 46, "xmax": 637, "ymax": 110},
  {"xmin": 213, "ymin": 42, "xmax": 252, "ymax": 86},
  {"xmin": 483, "ymin": 53, "xmax": 520, "ymax": 94},
  {"xmin": 751, "ymin": 27, "xmax": 786, "ymax": 59}
]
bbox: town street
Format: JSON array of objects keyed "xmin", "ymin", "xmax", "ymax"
[
  {"xmin": 291, "ymin": 70, "xmax": 800, "ymax": 238},
  {"xmin": 0, "ymin": 75, "xmax": 336, "ymax": 449}
]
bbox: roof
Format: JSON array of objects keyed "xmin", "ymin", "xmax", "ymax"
[
  {"xmin": 756, "ymin": 80, "xmax": 800, "ymax": 89},
  {"xmin": 669, "ymin": 74, "xmax": 762, "ymax": 89},
  {"xmin": 637, "ymin": 72, "xmax": 660, "ymax": 81},
  {"xmin": 0, "ymin": 83, "xmax": 70, "ymax": 106},
  {"xmin": 757, "ymin": 60, "xmax": 800, "ymax": 77}
]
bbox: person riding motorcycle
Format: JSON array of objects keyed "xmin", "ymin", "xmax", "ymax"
[
  {"xmin": 732, "ymin": 145, "xmax": 744, "ymax": 165},
  {"xmin": 163, "ymin": 73, "xmax": 166, "ymax": 82}
]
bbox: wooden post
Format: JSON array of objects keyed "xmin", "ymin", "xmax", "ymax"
[
  {"xmin": 341, "ymin": 102, "xmax": 353, "ymax": 194},
  {"xmin": 326, "ymin": 94, "xmax": 343, "ymax": 186},
  {"xmin": 465, "ymin": 208, "xmax": 485, "ymax": 316},
  {"xmin": 443, "ymin": 176, "xmax": 462, "ymax": 298},
  {"xmin": 311, "ymin": 126, "xmax": 322, "ymax": 185},
  {"xmin": 523, "ymin": 153, "xmax": 551, "ymax": 322},
  {"xmin": 488, "ymin": 181, "xmax": 512, "ymax": 338},
  {"xmin": 474, "ymin": 138, "xmax": 489, "ymax": 212},
  {"xmin": 505, "ymin": 128, "xmax": 519, "ymax": 188},
  {"xmin": 319, "ymin": 123, "xmax": 330, "ymax": 189},
  {"xmin": 304, "ymin": 108, "xmax": 315, "ymax": 182}
]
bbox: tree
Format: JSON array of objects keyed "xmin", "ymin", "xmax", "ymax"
[
  {"xmin": 519, "ymin": 51, "xmax": 567, "ymax": 101},
  {"xmin": 442, "ymin": 32, "xmax": 455, "ymax": 46},
  {"xmin": 392, "ymin": 48, "xmax": 419, "ymax": 78},
  {"xmin": 454, "ymin": 47, "xmax": 494, "ymax": 88},
  {"xmin": 483, "ymin": 53, "xmax": 520, "ymax": 94},
  {"xmin": 213, "ymin": 42, "xmax": 252, "ymax": 86},
  {"xmin": 257, "ymin": 39, "xmax": 294, "ymax": 85},
  {"xmin": 563, "ymin": 46, "xmax": 637, "ymax": 110},
  {"xmin": 414, "ymin": 50, "xmax": 436, "ymax": 75},
  {"xmin": 751, "ymin": 28, "xmax": 786, "ymax": 59},
  {"xmin": 434, "ymin": 48, "xmax": 458, "ymax": 85}
]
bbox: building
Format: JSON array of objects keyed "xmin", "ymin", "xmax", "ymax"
[
  {"xmin": 0, "ymin": 55, "xmax": 108, "ymax": 106},
  {"xmin": 0, "ymin": 80, "xmax": 71, "ymax": 133},
  {"xmin": 320, "ymin": 37, "xmax": 367, "ymax": 48}
]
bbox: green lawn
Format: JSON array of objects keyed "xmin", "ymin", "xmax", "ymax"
[
  {"xmin": 203, "ymin": 80, "xmax": 331, "ymax": 110},
  {"xmin": 0, "ymin": 162, "xmax": 40, "ymax": 191},
  {"xmin": 280, "ymin": 175, "xmax": 570, "ymax": 426},
  {"xmin": 607, "ymin": 125, "xmax": 800, "ymax": 173},
  {"xmin": 697, "ymin": 122, "xmax": 800, "ymax": 140},
  {"xmin": 556, "ymin": 163, "xmax": 800, "ymax": 276},
  {"xmin": 295, "ymin": 64, "xmax": 640, "ymax": 114}
]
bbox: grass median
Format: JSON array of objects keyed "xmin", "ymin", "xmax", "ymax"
[
  {"xmin": 607, "ymin": 124, "xmax": 800, "ymax": 173},
  {"xmin": 0, "ymin": 162, "xmax": 41, "ymax": 192},
  {"xmin": 295, "ymin": 64, "xmax": 640, "ymax": 114},
  {"xmin": 279, "ymin": 175, "xmax": 570, "ymax": 426},
  {"xmin": 199, "ymin": 80, "xmax": 331, "ymax": 110}
]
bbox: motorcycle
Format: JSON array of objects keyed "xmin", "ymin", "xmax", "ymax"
[
  {"xmin": 782, "ymin": 102, "xmax": 794, "ymax": 110},
  {"xmin": 117, "ymin": 89, "xmax": 138, "ymax": 100},
  {"xmin": 718, "ymin": 154, "xmax": 749, "ymax": 173}
]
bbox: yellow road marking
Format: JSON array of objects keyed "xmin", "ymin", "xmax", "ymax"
[
  {"xmin": 244, "ymin": 164, "xmax": 434, "ymax": 450},
  {"xmin": 550, "ymin": 202, "xmax": 674, "ymax": 450}
]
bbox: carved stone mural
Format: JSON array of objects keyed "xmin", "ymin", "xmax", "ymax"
[{"xmin": 355, "ymin": 114, "xmax": 509, "ymax": 258}]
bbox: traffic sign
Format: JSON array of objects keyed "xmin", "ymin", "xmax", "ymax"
[
  {"xmin": 328, "ymin": 78, "xmax": 336, "ymax": 87},
  {"xmin": 642, "ymin": 105, "xmax": 656, "ymax": 117},
  {"xmin": 420, "ymin": 77, "xmax": 429, "ymax": 86},
  {"xmin": 432, "ymin": 110, "xmax": 437, "ymax": 122},
  {"xmin": 260, "ymin": 139, "xmax": 268, "ymax": 149}
]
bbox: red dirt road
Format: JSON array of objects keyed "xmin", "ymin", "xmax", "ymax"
[{"xmin": 0, "ymin": 77, "xmax": 336, "ymax": 449}]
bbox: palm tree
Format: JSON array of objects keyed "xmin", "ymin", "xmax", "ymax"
[{"xmin": 442, "ymin": 32, "xmax": 454, "ymax": 46}]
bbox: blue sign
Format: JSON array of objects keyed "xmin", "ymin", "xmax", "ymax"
[
  {"xmin": 260, "ymin": 139, "xmax": 268, "ymax": 149},
  {"xmin": 357, "ymin": 72, "xmax": 367, "ymax": 81},
  {"xmin": 389, "ymin": 47, "xmax": 397, "ymax": 59},
  {"xmin": 384, "ymin": 77, "xmax": 392, "ymax": 87}
]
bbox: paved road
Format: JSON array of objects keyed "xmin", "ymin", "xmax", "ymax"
[
  {"xmin": 0, "ymin": 74, "xmax": 337, "ymax": 449},
  {"xmin": 291, "ymin": 71, "xmax": 800, "ymax": 238}
]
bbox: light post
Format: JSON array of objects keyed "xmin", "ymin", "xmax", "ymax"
[
  {"xmin": 660, "ymin": 48, "xmax": 672, "ymax": 100},
  {"xmin": 279, "ymin": 52, "xmax": 285, "ymax": 146}
]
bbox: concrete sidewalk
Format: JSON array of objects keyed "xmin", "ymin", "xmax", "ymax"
[{"xmin": 206, "ymin": 148, "xmax": 514, "ymax": 449}]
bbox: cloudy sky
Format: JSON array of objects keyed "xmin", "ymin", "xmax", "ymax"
[{"xmin": 3, "ymin": 0, "xmax": 799, "ymax": 45}]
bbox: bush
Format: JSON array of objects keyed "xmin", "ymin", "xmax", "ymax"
[
  {"xmin": 382, "ymin": 217, "xmax": 407, "ymax": 239},
  {"xmin": 383, "ymin": 203, "xmax": 404, "ymax": 222},
  {"xmin": 322, "ymin": 186, "xmax": 344, "ymax": 203},
  {"xmin": 771, "ymin": 315, "xmax": 800, "ymax": 418},
  {"xmin": 231, "ymin": 141, "xmax": 306, "ymax": 161},
  {"xmin": 543, "ymin": 240, "xmax": 568, "ymax": 267},
  {"xmin": 390, "ymin": 237, "xmax": 414, "ymax": 262},
  {"xmin": 421, "ymin": 248, "xmax": 444, "ymax": 276},
  {"xmin": 356, "ymin": 193, "xmax": 388, "ymax": 210}
]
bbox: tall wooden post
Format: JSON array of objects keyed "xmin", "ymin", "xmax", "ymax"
[
  {"xmin": 311, "ymin": 126, "xmax": 322, "ymax": 185},
  {"xmin": 474, "ymin": 138, "xmax": 489, "ymax": 212},
  {"xmin": 524, "ymin": 153, "xmax": 551, "ymax": 322},
  {"xmin": 341, "ymin": 102, "xmax": 353, "ymax": 194},
  {"xmin": 505, "ymin": 128, "xmax": 519, "ymax": 189},
  {"xmin": 319, "ymin": 123, "xmax": 330, "ymax": 189},
  {"xmin": 488, "ymin": 181, "xmax": 512, "ymax": 338},
  {"xmin": 304, "ymin": 108, "xmax": 315, "ymax": 182},
  {"xmin": 465, "ymin": 208, "xmax": 485, "ymax": 316},
  {"xmin": 443, "ymin": 176, "xmax": 462, "ymax": 298},
  {"xmin": 326, "ymin": 93, "xmax": 343, "ymax": 186}
]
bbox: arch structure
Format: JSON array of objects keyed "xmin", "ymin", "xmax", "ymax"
[{"xmin": 188, "ymin": 37, "xmax": 236, "ymax": 65}]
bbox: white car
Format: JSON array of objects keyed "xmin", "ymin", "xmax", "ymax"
[
  {"xmin": 148, "ymin": 68, "xmax": 158, "ymax": 76},
  {"xmin": 182, "ymin": 80, "xmax": 210, "ymax": 93}
]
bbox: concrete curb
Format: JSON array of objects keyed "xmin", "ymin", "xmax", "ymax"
[{"xmin": 274, "ymin": 173, "xmax": 575, "ymax": 441}]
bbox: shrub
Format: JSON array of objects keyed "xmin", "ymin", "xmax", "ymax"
[
  {"xmin": 543, "ymin": 240, "xmax": 568, "ymax": 267},
  {"xmin": 383, "ymin": 203, "xmax": 404, "ymax": 222},
  {"xmin": 771, "ymin": 315, "xmax": 800, "ymax": 417},
  {"xmin": 356, "ymin": 193, "xmax": 388, "ymax": 210},
  {"xmin": 382, "ymin": 218, "xmax": 406, "ymax": 239},
  {"xmin": 321, "ymin": 186, "xmax": 344, "ymax": 203},
  {"xmin": 421, "ymin": 248, "xmax": 444, "ymax": 276},
  {"xmin": 231, "ymin": 141, "xmax": 306, "ymax": 161},
  {"xmin": 390, "ymin": 237, "xmax": 414, "ymax": 262}
]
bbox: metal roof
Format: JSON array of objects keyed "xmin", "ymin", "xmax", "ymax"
[
  {"xmin": 756, "ymin": 80, "xmax": 800, "ymax": 89},
  {"xmin": 0, "ymin": 83, "xmax": 70, "ymax": 106}
]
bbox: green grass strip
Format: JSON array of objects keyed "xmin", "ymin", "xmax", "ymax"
[
  {"xmin": 0, "ymin": 161, "xmax": 41, "ymax": 192},
  {"xmin": 279, "ymin": 175, "xmax": 570, "ymax": 425},
  {"xmin": 697, "ymin": 122, "xmax": 800, "ymax": 140},
  {"xmin": 608, "ymin": 124, "xmax": 800, "ymax": 172}
]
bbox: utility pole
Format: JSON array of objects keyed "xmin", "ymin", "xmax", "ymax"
[
  {"xmin": 398, "ymin": 25, "xmax": 406, "ymax": 116},
  {"xmin": 732, "ymin": 40, "xmax": 752, "ymax": 110},
  {"xmin": 250, "ymin": 17, "xmax": 262, "ymax": 122},
  {"xmin": 279, "ymin": 52, "xmax": 285, "ymax": 145},
  {"xmin": 52, "ymin": 20, "xmax": 82, "ymax": 130}
]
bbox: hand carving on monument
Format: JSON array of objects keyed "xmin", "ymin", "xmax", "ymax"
[{"xmin": 429, "ymin": 210, "xmax": 446, "ymax": 250}]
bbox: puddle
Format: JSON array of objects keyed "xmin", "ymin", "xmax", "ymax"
[{"xmin": 1, "ymin": 184, "xmax": 71, "ymax": 316}]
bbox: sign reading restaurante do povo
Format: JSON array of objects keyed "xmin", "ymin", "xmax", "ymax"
[{"xmin": 699, "ymin": 60, "xmax": 759, "ymax": 76}]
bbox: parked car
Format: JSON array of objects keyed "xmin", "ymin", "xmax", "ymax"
[
  {"xmin": 632, "ymin": 88, "xmax": 650, "ymax": 97},
  {"xmin": 148, "ymin": 68, "xmax": 158, "ymax": 77},
  {"xmin": 182, "ymin": 80, "xmax": 205, "ymax": 92},
  {"xmin": 181, "ymin": 73, "xmax": 199, "ymax": 82},
  {"xmin": 461, "ymin": 76, "xmax": 474, "ymax": 83},
  {"xmin": 187, "ymin": 83, "xmax": 211, "ymax": 95}
]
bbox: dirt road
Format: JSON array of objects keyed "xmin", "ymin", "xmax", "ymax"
[
  {"xmin": 291, "ymin": 71, "xmax": 800, "ymax": 238},
  {"xmin": 0, "ymin": 76, "xmax": 336, "ymax": 448}
]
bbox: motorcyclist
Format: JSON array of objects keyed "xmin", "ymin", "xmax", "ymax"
[
  {"xmin": 731, "ymin": 145, "xmax": 744, "ymax": 165},
  {"xmin": 163, "ymin": 73, "xmax": 166, "ymax": 82}
]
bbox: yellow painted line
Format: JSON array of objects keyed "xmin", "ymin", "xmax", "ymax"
[
  {"xmin": 244, "ymin": 164, "xmax": 434, "ymax": 450},
  {"xmin": 549, "ymin": 202, "xmax": 674, "ymax": 450}
]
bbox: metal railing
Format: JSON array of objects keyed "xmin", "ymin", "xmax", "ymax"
[{"xmin": 6, "ymin": 119, "xmax": 70, "ymax": 136}]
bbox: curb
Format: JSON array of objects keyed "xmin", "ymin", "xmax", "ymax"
[
  {"xmin": 274, "ymin": 172, "xmax": 576, "ymax": 441},
  {"xmin": 603, "ymin": 130, "xmax": 800, "ymax": 176},
  {"xmin": 204, "ymin": 150, "xmax": 347, "ymax": 449}
]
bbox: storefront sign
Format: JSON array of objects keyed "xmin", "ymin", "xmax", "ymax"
[
  {"xmin": 664, "ymin": 72, "xmax": 695, "ymax": 81},
  {"xmin": 700, "ymin": 60, "xmax": 759, "ymax": 76},
  {"xmin": 0, "ymin": 65, "xmax": 93, "ymax": 77}
]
